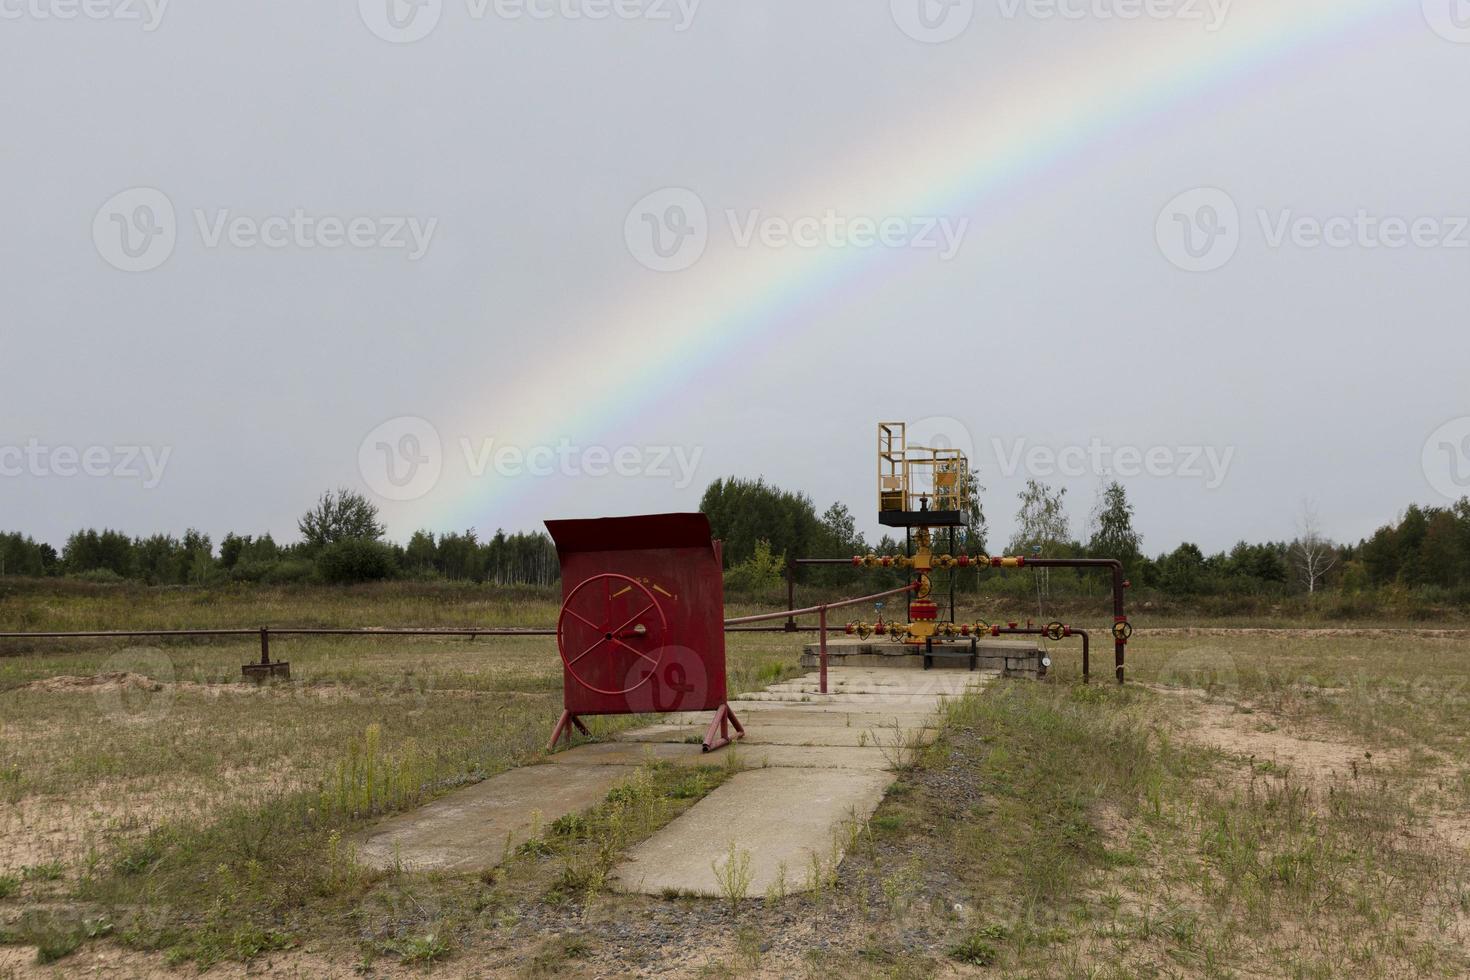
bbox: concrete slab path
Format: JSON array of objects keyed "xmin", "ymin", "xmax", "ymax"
[
  {"xmin": 356, "ymin": 762, "xmax": 635, "ymax": 872},
  {"xmin": 354, "ymin": 666, "xmax": 991, "ymax": 884},
  {"xmin": 610, "ymin": 666, "xmax": 990, "ymax": 896}
]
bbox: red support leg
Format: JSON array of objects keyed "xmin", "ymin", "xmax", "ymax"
[
  {"xmin": 548, "ymin": 710, "xmax": 590, "ymax": 751},
  {"xmin": 702, "ymin": 703, "xmax": 745, "ymax": 752}
]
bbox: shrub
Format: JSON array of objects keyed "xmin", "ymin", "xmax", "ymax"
[
  {"xmin": 229, "ymin": 559, "xmax": 275, "ymax": 583},
  {"xmin": 70, "ymin": 568, "xmax": 126, "ymax": 585},
  {"xmin": 723, "ymin": 539, "xmax": 785, "ymax": 596},
  {"xmin": 261, "ymin": 559, "xmax": 317, "ymax": 585},
  {"xmin": 316, "ymin": 539, "xmax": 398, "ymax": 585}
]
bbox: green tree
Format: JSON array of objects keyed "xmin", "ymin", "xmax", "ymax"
[
  {"xmin": 0, "ymin": 533, "xmax": 54, "ymax": 577},
  {"xmin": 1007, "ymin": 480, "xmax": 1069, "ymax": 556},
  {"xmin": 298, "ymin": 489, "xmax": 385, "ymax": 550},
  {"xmin": 959, "ymin": 468, "xmax": 988, "ymax": 557},
  {"xmin": 700, "ymin": 477, "xmax": 822, "ymax": 570},
  {"xmin": 61, "ymin": 529, "xmax": 136, "ymax": 578},
  {"xmin": 1159, "ymin": 542, "xmax": 1207, "ymax": 594},
  {"xmin": 404, "ymin": 530, "xmax": 439, "ymax": 575},
  {"xmin": 1087, "ymin": 481, "xmax": 1141, "ymax": 571}
]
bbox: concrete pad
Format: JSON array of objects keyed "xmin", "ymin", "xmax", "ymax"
[
  {"xmin": 355, "ymin": 763, "xmax": 632, "ymax": 873},
  {"xmin": 766, "ymin": 679, "xmax": 976, "ymax": 697},
  {"xmin": 765, "ymin": 669, "xmax": 985, "ymax": 693},
  {"xmin": 726, "ymin": 744, "xmax": 895, "ymax": 771},
  {"xmin": 611, "ymin": 767, "xmax": 894, "ymax": 896},
  {"xmin": 544, "ymin": 741, "xmax": 710, "ymax": 767},
  {"xmin": 733, "ymin": 691, "xmax": 946, "ymax": 706},
  {"xmin": 611, "ymin": 723, "xmax": 706, "ymax": 743},
  {"xmin": 662, "ymin": 704, "xmax": 941, "ymax": 726},
  {"xmin": 621, "ymin": 723, "xmax": 936, "ymax": 748}
]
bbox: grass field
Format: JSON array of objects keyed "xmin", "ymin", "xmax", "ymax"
[{"xmin": 2, "ymin": 581, "xmax": 1470, "ymax": 977}]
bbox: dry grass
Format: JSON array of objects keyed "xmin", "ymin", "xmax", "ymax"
[{"xmin": 4, "ymin": 582, "xmax": 1470, "ymax": 976}]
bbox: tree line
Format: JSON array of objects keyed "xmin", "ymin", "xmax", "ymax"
[
  {"xmin": 0, "ymin": 489, "xmax": 558, "ymax": 587},
  {"xmin": 5, "ymin": 480, "xmax": 1470, "ymax": 604},
  {"xmin": 700, "ymin": 475, "xmax": 1470, "ymax": 605}
]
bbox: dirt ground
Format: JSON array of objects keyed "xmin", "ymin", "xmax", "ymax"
[{"xmin": 6, "ymin": 628, "xmax": 1470, "ymax": 977}]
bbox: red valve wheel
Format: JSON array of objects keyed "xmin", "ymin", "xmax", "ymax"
[{"xmin": 557, "ymin": 573, "xmax": 670, "ymax": 696}]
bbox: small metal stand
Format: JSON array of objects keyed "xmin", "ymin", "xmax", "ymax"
[
  {"xmin": 242, "ymin": 627, "xmax": 290, "ymax": 682},
  {"xmin": 701, "ymin": 702, "xmax": 745, "ymax": 752}
]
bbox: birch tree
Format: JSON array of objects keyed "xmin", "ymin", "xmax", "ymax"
[{"xmin": 1291, "ymin": 500, "xmax": 1338, "ymax": 594}]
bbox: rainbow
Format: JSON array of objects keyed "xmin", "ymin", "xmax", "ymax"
[{"xmin": 427, "ymin": 0, "xmax": 1404, "ymax": 534}]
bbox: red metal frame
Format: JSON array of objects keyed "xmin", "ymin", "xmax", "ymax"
[{"xmin": 545, "ymin": 513, "xmax": 742, "ymax": 753}]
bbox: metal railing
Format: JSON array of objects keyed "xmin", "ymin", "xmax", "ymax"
[
  {"xmin": 0, "ymin": 626, "xmax": 561, "ymax": 678},
  {"xmin": 722, "ymin": 583, "xmax": 920, "ymax": 693}
]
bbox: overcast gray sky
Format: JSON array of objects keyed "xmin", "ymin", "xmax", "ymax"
[{"xmin": 3, "ymin": 0, "xmax": 1468, "ymax": 556}]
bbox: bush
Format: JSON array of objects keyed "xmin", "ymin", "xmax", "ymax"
[
  {"xmin": 70, "ymin": 568, "xmax": 126, "ymax": 585},
  {"xmin": 228, "ymin": 560, "xmax": 275, "ymax": 584},
  {"xmin": 316, "ymin": 539, "xmax": 398, "ymax": 585},
  {"xmin": 723, "ymin": 539, "xmax": 785, "ymax": 596},
  {"xmin": 261, "ymin": 559, "xmax": 317, "ymax": 585}
]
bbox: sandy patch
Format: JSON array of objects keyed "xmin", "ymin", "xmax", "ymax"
[
  {"xmin": 20, "ymin": 672, "xmax": 164, "ymax": 695},
  {"xmin": 0, "ymin": 769, "xmax": 306, "ymax": 878},
  {"xmin": 0, "ymin": 942, "xmax": 404, "ymax": 979},
  {"xmin": 1155, "ymin": 688, "xmax": 1395, "ymax": 780}
]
